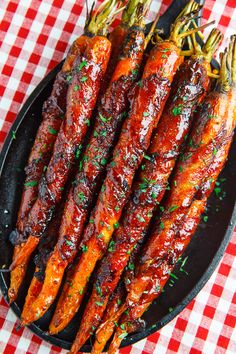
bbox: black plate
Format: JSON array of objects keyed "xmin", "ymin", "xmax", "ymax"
[{"xmin": 0, "ymin": 0, "xmax": 235, "ymax": 351}]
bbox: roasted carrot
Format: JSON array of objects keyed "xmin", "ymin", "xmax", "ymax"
[
  {"xmin": 48, "ymin": 0, "xmax": 155, "ymax": 338},
  {"xmin": 7, "ymin": 35, "xmax": 89, "ymax": 305},
  {"xmin": 100, "ymin": 0, "xmax": 143, "ymax": 96},
  {"xmin": 97, "ymin": 36, "xmax": 236, "ymax": 353},
  {"xmin": 78, "ymin": 28, "xmax": 222, "ymax": 352},
  {"xmin": 20, "ymin": 0, "xmax": 148, "ymax": 327},
  {"xmin": 21, "ymin": 187, "xmax": 67, "ymax": 318},
  {"xmin": 11, "ymin": 0, "xmax": 118, "ymax": 275},
  {"xmin": 50, "ymin": 4, "xmax": 202, "ymax": 349}
]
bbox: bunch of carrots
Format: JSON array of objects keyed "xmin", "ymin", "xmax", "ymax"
[{"xmin": 4, "ymin": 0, "xmax": 236, "ymax": 352}]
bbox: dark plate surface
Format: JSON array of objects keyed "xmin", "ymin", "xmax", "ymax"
[{"xmin": 0, "ymin": 0, "xmax": 235, "ymax": 351}]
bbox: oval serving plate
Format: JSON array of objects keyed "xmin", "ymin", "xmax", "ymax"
[{"xmin": 0, "ymin": 0, "xmax": 235, "ymax": 351}]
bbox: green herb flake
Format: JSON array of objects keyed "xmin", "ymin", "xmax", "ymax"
[
  {"xmin": 160, "ymin": 221, "xmax": 165, "ymax": 230},
  {"xmin": 77, "ymin": 191, "xmax": 85, "ymax": 202},
  {"xmin": 99, "ymin": 113, "xmax": 107, "ymax": 123},
  {"xmin": 172, "ymin": 104, "xmax": 183, "ymax": 116},
  {"xmin": 48, "ymin": 127, "xmax": 57, "ymax": 135},
  {"xmin": 101, "ymin": 157, "xmax": 107, "ymax": 166},
  {"xmin": 24, "ymin": 180, "xmax": 38, "ymax": 188},
  {"xmin": 143, "ymin": 111, "xmax": 149, "ymax": 117},
  {"xmin": 12, "ymin": 131, "xmax": 16, "ymax": 140},
  {"xmin": 113, "ymin": 222, "xmax": 119, "ymax": 229},
  {"xmin": 78, "ymin": 60, "xmax": 87, "ymax": 71},
  {"xmin": 169, "ymin": 205, "xmax": 178, "ymax": 213},
  {"xmin": 118, "ymin": 332, "xmax": 128, "ymax": 340},
  {"xmin": 213, "ymin": 147, "xmax": 218, "ymax": 156},
  {"xmin": 128, "ymin": 262, "xmax": 135, "ymax": 271},
  {"xmin": 95, "ymin": 301, "xmax": 103, "ymax": 307},
  {"xmin": 80, "ymin": 76, "xmax": 88, "ymax": 83},
  {"xmin": 65, "ymin": 239, "xmax": 74, "ymax": 247},
  {"xmin": 74, "ymin": 84, "xmax": 80, "ymax": 91},
  {"xmin": 81, "ymin": 245, "xmax": 88, "ymax": 252},
  {"xmin": 108, "ymin": 240, "xmax": 115, "ymax": 252},
  {"xmin": 203, "ymin": 215, "xmax": 208, "ymax": 222}
]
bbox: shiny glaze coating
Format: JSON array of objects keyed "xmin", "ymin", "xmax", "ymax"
[
  {"xmin": 24, "ymin": 26, "xmax": 145, "ymax": 331},
  {"xmin": 12, "ymin": 36, "xmax": 111, "ymax": 272},
  {"xmin": 74, "ymin": 57, "xmax": 210, "ymax": 349},
  {"xmin": 99, "ymin": 23, "xmax": 128, "ymax": 97},
  {"xmin": 8, "ymin": 35, "xmax": 89, "ymax": 304},
  {"xmin": 57, "ymin": 40, "xmax": 182, "ymax": 351},
  {"xmin": 19, "ymin": 36, "xmax": 112, "ymax": 325},
  {"xmin": 128, "ymin": 89, "xmax": 236, "ymax": 306},
  {"xmin": 21, "ymin": 195, "xmax": 66, "ymax": 319},
  {"xmin": 108, "ymin": 86, "xmax": 236, "ymax": 353},
  {"xmin": 58, "ymin": 27, "xmax": 145, "ymax": 263},
  {"xmin": 48, "ymin": 27, "xmax": 147, "ymax": 335}
]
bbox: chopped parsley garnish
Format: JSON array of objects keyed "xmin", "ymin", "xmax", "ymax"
[
  {"xmin": 172, "ymin": 104, "xmax": 183, "ymax": 116},
  {"xmin": 48, "ymin": 127, "xmax": 57, "ymax": 135},
  {"xmin": 118, "ymin": 332, "xmax": 128, "ymax": 340},
  {"xmin": 108, "ymin": 240, "xmax": 115, "ymax": 252},
  {"xmin": 80, "ymin": 76, "xmax": 88, "ymax": 82},
  {"xmin": 65, "ymin": 239, "xmax": 74, "ymax": 247},
  {"xmin": 78, "ymin": 60, "xmax": 87, "ymax": 71},
  {"xmin": 113, "ymin": 222, "xmax": 119, "ymax": 229},
  {"xmin": 101, "ymin": 157, "xmax": 107, "ymax": 166},
  {"xmin": 128, "ymin": 263, "xmax": 135, "ymax": 271},
  {"xmin": 169, "ymin": 205, "xmax": 178, "ymax": 212},
  {"xmin": 99, "ymin": 113, "xmax": 107, "ymax": 123},
  {"xmin": 24, "ymin": 180, "xmax": 38, "ymax": 188},
  {"xmin": 143, "ymin": 111, "xmax": 149, "ymax": 117},
  {"xmin": 74, "ymin": 84, "xmax": 80, "ymax": 91},
  {"xmin": 77, "ymin": 191, "xmax": 85, "ymax": 202},
  {"xmin": 160, "ymin": 221, "xmax": 165, "ymax": 230},
  {"xmin": 81, "ymin": 245, "xmax": 88, "ymax": 252},
  {"xmin": 12, "ymin": 131, "xmax": 16, "ymax": 140},
  {"xmin": 95, "ymin": 301, "xmax": 103, "ymax": 307}
]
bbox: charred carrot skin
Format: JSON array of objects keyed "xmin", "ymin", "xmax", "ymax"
[
  {"xmin": 19, "ymin": 36, "xmax": 112, "ymax": 325},
  {"xmin": 107, "ymin": 42, "xmax": 236, "ymax": 352},
  {"xmin": 8, "ymin": 36, "xmax": 89, "ymax": 304},
  {"xmin": 107, "ymin": 109, "xmax": 236, "ymax": 354},
  {"xmin": 16, "ymin": 35, "xmax": 89, "ymax": 234},
  {"xmin": 12, "ymin": 36, "xmax": 111, "ymax": 273},
  {"xmin": 22, "ymin": 26, "xmax": 145, "ymax": 330},
  {"xmin": 55, "ymin": 41, "xmax": 182, "ymax": 347},
  {"xmin": 127, "ymin": 91, "xmax": 236, "ymax": 306},
  {"xmin": 108, "ymin": 137, "xmax": 236, "ymax": 351},
  {"xmin": 74, "ymin": 57, "xmax": 210, "ymax": 348}
]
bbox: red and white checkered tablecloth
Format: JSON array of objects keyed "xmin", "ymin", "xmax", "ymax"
[{"xmin": 0, "ymin": 0, "xmax": 235, "ymax": 353}]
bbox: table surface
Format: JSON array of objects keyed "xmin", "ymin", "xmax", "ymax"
[{"xmin": 0, "ymin": 0, "xmax": 236, "ymax": 353}]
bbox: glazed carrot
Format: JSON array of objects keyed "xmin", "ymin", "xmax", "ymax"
[
  {"xmin": 21, "ymin": 0, "xmax": 148, "ymax": 327},
  {"xmin": 21, "ymin": 188, "xmax": 67, "ymax": 318},
  {"xmin": 7, "ymin": 35, "xmax": 89, "ymax": 304},
  {"xmin": 99, "ymin": 36, "xmax": 236, "ymax": 353},
  {"xmin": 48, "ymin": 1, "xmax": 154, "ymax": 337},
  {"xmin": 52, "ymin": 5, "xmax": 201, "ymax": 350},
  {"xmin": 11, "ymin": 0, "xmax": 118, "ymax": 275},
  {"xmin": 100, "ymin": 0, "xmax": 142, "ymax": 96},
  {"xmin": 80, "ymin": 28, "xmax": 222, "ymax": 352}
]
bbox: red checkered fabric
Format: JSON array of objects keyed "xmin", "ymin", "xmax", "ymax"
[{"xmin": 0, "ymin": 0, "xmax": 236, "ymax": 353}]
